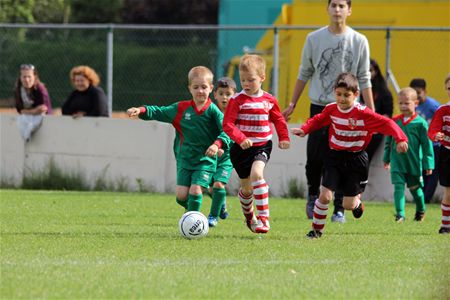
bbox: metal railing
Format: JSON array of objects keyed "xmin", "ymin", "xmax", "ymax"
[{"xmin": 1, "ymin": 24, "xmax": 449, "ymax": 113}]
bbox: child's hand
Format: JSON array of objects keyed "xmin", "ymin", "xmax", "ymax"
[
  {"xmin": 217, "ymin": 149, "xmax": 224, "ymax": 157},
  {"xmin": 127, "ymin": 107, "xmax": 140, "ymax": 118},
  {"xmin": 396, "ymin": 141, "xmax": 408, "ymax": 153},
  {"xmin": 279, "ymin": 141, "xmax": 290, "ymax": 149},
  {"xmin": 240, "ymin": 139, "xmax": 253, "ymax": 150},
  {"xmin": 435, "ymin": 132, "xmax": 445, "ymax": 141},
  {"xmin": 424, "ymin": 169, "xmax": 433, "ymax": 175},
  {"xmin": 291, "ymin": 127, "xmax": 305, "ymax": 137},
  {"xmin": 383, "ymin": 162, "xmax": 390, "ymax": 170},
  {"xmin": 205, "ymin": 144, "xmax": 219, "ymax": 157}
]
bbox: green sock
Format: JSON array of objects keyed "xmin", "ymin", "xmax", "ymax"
[
  {"xmin": 394, "ymin": 184, "xmax": 405, "ymax": 217},
  {"xmin": 176, "ymin": 198, "xmax": 188, "ymax": 210},
  {"xmin": 188, "ymin": 194, "xmax": 202, "ymax": 211},
  {"xmin": 410, "ymin": 187, "xmax": 426, "ymax": 213},
  {"xmin": 210, "ymin": 187, "xmax": 226, "ymax": 217}
]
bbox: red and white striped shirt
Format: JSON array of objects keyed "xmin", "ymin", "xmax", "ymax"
[
  {"xmin": 223, "ymin": 90, "xmax": 290, "ymax": 146},
  {"xmin": 301, "ymin": 102, "xmax": 407, "ymax": 152},
  {"xmin": 428, "ymin": 102, "xmax": 450, "ymax": 149}
]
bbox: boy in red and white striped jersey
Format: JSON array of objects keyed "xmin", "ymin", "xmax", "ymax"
[
  {"xmin": 292, "ymin": 73, "xmax": 408, "ymax": 239},
  {"xmin": 428, "ymin": 74, "xmax": 450, "ymax": 234},
  {"xmin": 223, "ymin": 54, "xmax": 291, "ymax": 234}
]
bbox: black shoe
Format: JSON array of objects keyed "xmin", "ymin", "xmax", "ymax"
[
  {"xmin": 438, "ymin": 227, "xmax": 450, "ymax": 234},
  {"xmin": 306, "ymin": 230, "xmax": 322, "ymax": 239},
  {"xmin": 352, "ymin": 202, "xmax": 364, "ymax": 219},
  {"xmin": 414, "ymin": 211, "xmax": 425, "ymax": 222},
  {"xmin": 395, "ymin": 215, "xmax": 405, "ymax": 223}
]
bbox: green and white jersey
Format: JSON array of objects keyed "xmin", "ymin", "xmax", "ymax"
[
  {"xmin": 140, "ymin": 99, "xmax": 231, "ymax": 172},
  {"xmin": 383, "ymin": 113, "xmax": 434, "ymax": 176}
]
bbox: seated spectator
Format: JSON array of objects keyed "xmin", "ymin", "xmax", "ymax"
[
  {"xmin": 15, "ymin": 64, "xmax": 53, "ymax": 115},
  {"xmin": 62, "ymin": 65, "xmax": 109, "ymax": 118}
]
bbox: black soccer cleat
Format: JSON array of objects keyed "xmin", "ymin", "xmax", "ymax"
[
  {"xmin": 413, "ymin": 211, "xmax": 425, "ymax": 222},
  {"xmin": 306, "ymin": 230, "xmax": 322, "ymax": 239},
  {"xmin": 438, "ymin": 227, "xmax": 450, "ymax": 234},
  {"xmin": 352, "ymin": 202, "xmax": 364, "ymax": 219},
  {"xmin": 395, "ymin": 215, "xmax": 405, "ymax": 223}
]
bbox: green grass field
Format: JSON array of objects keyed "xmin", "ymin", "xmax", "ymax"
[{"xmin": 1, "ymin": 189, "xmax": 448, "ymax": 299}]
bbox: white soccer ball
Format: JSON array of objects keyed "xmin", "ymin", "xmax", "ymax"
[{"xmin": 178, "ymin": 211, "xmax": 209, "ymax": 239}]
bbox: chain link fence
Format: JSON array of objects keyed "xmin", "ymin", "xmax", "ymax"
[{"xmin": 1, "ymin": 24, "xmax": 449, "ymax": 114}]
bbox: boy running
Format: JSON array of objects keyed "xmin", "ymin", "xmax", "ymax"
[
  {"xmin": 223, "ymin": 54, "xmax": 290, "ymax": 234},
  {"xmin": 127, "ymin": 66, "xmax": 230, "ymax": 212},
  {"xmin": 291, "ymin": 73, "xmax": 408, "ymax": 239},
  {"xmin": 207, "ymin": 77, "xmax": 237, "ymax": 227},
  {"xmin": 428, "ymin": 74, "xmax": 450, "ymax": 234},
  {"xmin": 383, "ymin": 88, "xmax": 434, "ymax": 223}
]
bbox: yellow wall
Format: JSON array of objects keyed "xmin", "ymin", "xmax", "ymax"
[{"xmin": 255, "ymin": 1, "xmax": 450, "ymax": 123}]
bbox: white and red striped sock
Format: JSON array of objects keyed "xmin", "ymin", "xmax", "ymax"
[
  {"xmin": 252, "ymin": 179, "xmax": 269, "ymax": 218},
  {"xmin": 312, "ymin": 199, "xmax": 328, "ymax": 232},
  {"xmin": 441, "ymin": 202, "xmax": 450, "ymax": 229},
  {"xmin": 238, "ymin": 189, "xmax": 254, "ymax": 220}
]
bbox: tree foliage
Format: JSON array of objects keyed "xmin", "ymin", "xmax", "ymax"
[
  {"xmin": 121, "ymin": 0, "xmax": 219, "ymax": 24},
  {"xmin": 0, "ymin": 0, "xmax": 219, "ymax": 24}
]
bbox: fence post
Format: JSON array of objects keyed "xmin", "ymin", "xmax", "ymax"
[
  {"xmin": 107, "ymin": 25, "xmax": 114, "ymax": 116},
  {"xmin": 272, "ymin": 27, "xmax": 279, "ymax": 98}
]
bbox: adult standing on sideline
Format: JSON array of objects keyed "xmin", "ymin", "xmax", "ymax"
[
  {"xmin": 410, "ymin": 78, "xmax": 440, "ymax": 203},
  {"xmin": 62, "ymin": 65, "xmax": 109, "ymax": 118},
  {"xmin": 282, "ymin": 0, "xmax": 374, "ymax": 222},
  {"xmin": 361, "ymin": 59, "xmax": 393, "ymax": 162},
  {"xmin": 15, "ymin": 64, "xmax": 53, "ymax": 115}
]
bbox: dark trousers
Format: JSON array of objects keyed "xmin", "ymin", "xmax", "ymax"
[
  {"xmin": 306, "ymin": 104, "xmax": 344, "ymax": 214},
  {"xmin": 423, "ymin": 144, "xmax": 440, "ymax": 203},
  {"xmin": 365, "ymin": 133, "xmax": 384, "ymax": 163}
]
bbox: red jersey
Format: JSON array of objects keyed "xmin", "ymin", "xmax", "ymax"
[
  {"xmin": 301, "ymin": 102, "xmax": 408, "ymax": 152},
  {"xmin": 223, "ymin": 90, "xmax": 290, "ymax": 146},
  {"xmin": 428, "ymin": 102, "xmax": 450, "ymax": 149}
]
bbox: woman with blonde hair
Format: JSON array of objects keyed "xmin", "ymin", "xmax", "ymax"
[{"xmin": 62, "ymin": 65, "xmax": 108, "ymax": 118}]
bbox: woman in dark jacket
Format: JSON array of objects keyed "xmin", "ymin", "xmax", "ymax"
[
  {"xmin": 361, "ymin": 59, "xmax": 394, "ymax": 162},
  {"xmin": 15, "ymin": 64, "xmax": 53, "ymax": 115},
  {"xmin": 62, "ymin": 65, "xmax": 109, "ymax": 118}
]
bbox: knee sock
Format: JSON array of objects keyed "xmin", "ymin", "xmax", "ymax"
[
  {"xmin": 394, "ymin": 184, "xmax": 405, "ymax": 217},
  {"xmin": 410, "ymin": 187, "xmax": 425, "ymax": 213},
  {"xmin": 441, "ymin": 202, "xmax": 450, "ymax": 229},
  {"xmin": 176, "ymin": 197, "xmax": 188, "ymax": 210},
  {"xmin": 252, "ymin": 179, "xmax": 269, "ymax": 218},
  {"xmin": 312, "ymin": 199, "xmax": 328, "ymax": 232},
  {"xmin": 210, "ymin": 187, "xmax": 226, "ymax": 217},
  {"xmin": 238, "ymin": 189, "xmax": 254, "ymax": 220},
  {"xmin": 187, "ymin": 194, "xmax": 202, "ymax": 211}
]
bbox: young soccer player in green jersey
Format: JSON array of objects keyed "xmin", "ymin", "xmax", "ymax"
[
  {"xmin": 127, "ymin": 66, "xmax": 231, "ymax": 212},
  {"xmin": 383, "ymin": 87, "xmax": 434, "ymax": 222},
  {"xmin": 206, "ymin": 77, "xmax": 237, "ymax": 227}
]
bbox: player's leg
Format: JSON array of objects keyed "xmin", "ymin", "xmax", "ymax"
[
  {"xmin": 438, "ymin": 146, "xmax": 450, "ymax": 234},
  {"xmin": 342, "ymin": 151, "xmax": 368, "ymax": 219},
  {"xmin": 208, "ymin": 181, "xmax": 226, "ymax": 227},
  {"xmin": 239, "ymin": 177, "xmax": 257, "ymax": 232},
  {"xmin": 409, "ymin": 181, "xmax": 426, "ymax": 222},
  {"xmin": 175, "ymin": 167, "xmax": 191, "ymax": 210},
  {"xmin": 175, "ymin": 185, "xmax": 189, "ymax": 210},
  {"xmin": 250, "ymin": 160, "xmax": 270, "ymax": 233},
  {"xmin": 187, "ymin": 169, "xmax": 213, "ymax": 211},
  {"xmin": 393, "ymin": 183, "xmax": 406, "ymax": 222},
  {"xmin": 305, "ymin": 104, "xmax": 328, "ymax": 219},
  {"xmin": 306, "ymin": 186, "xmax": 333, "ymax": 239}
]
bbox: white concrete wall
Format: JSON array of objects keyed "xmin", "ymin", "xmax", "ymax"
[{"xmin": 0, "ymin": 114, "xmax": 442, "ymax": 200}]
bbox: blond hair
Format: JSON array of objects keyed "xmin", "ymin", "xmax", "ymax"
[
  {"xmin": 398, "ymin": 87, "xmax": 417, "ymax": 101},
  {"xmin": 239, "ymin": 54, "xmax": 266, "ymax": 77},
  {"xmin": 70, "ymin": 65, "xmax": 100, "ymax": 86},
  {"xmin": 188, "ymin": 66, "xmax": 213, "ymax": 85}
]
